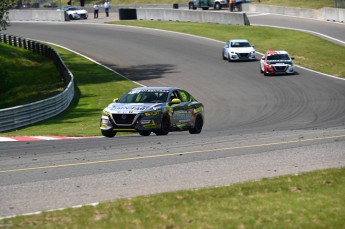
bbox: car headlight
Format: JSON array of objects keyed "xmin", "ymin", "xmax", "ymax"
[
  {"xmin": 142, "ymin": 110, "xmax": 161, "ymax": 117},
  {"xmin": 102, "ymin": 110, "xmax": 110, "ymax": 116}
]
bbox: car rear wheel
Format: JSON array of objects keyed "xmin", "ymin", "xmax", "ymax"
[
  {"xmin": 155, "ymin": 115, "xmax": 170, "ymax": 136},
  {"xmin": 189, "ymin": 115, "xmax": 203, "ymax": 134},
  {"xmin": 139, "ymin": 131, "xmax": 151, "ymax": 136},
  {"xmin": 101, "ymin": 129, "xmax": 117, "ymax": 137}
]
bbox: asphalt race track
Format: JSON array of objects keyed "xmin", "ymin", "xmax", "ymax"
[{"xmin": 1, "ymin": 13, "xmax": 345, "ymax": 217}]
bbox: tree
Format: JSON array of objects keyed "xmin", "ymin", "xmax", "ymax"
[{"xmin": 0, "ymin": 0, "xmax": 15, "ymax": 31}]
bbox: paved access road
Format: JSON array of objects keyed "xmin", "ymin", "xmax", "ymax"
[{"xmin": 1, "ymin": 13, "xmax": 345, "ymax": 218}]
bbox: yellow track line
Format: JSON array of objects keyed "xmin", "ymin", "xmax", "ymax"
[{"xmin": 1, "ymin": 134, "xmax": 345, "ymax": 174}]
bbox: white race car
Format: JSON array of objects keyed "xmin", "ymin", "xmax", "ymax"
[
  {"xmin": 222, "ymin": 39, "xmax": 256, "ymax": 61},
  {"xmin": 58, "ymin": 6, "xmax": 88, "ymax": 20},
  {"xmin": 260, "ymin": 50, "xmax": 295, "ymax": 76}
]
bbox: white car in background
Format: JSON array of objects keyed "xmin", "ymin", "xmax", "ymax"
[
  {"xmin": 58, "ymin": 6, "xmax": 88, "ymax": 20},
  {"xmin": 222, "ymin": 39, "xmax": 256, "ymax": 61}
]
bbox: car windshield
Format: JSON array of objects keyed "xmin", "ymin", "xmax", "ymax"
[
  {"xmin": 231, "ymin": 42, "xmax": 251, "ymax": 48},
  {"xmin": 267, "ymin": 54, "xmax": 290, "ymax": 61},
  {"xmin": 118, "ymin": 90, "xmax": 169, "ymax": 103}
]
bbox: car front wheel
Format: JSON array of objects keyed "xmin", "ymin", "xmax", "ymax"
[
  {"xmin": 155, "ymin": 115, "xmax": 170, "ymax": 136},
  {"xmin": 101, "ymin": 129, "xmax": 117, "ymax": 137}
]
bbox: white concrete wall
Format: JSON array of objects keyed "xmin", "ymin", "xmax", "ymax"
[
  {"xmin": 321, "ymin": 7, "xmax": 345, "ymax": 22},
  {"xmin": 8, "ymin": 10, "xmax": 65, "ymax": 21},
  {"xmin": 242, "ymin": 4, "xmax": 345, "ymax": 23},
  {"xmin": 136, "ymin": 9, "xmax": 249, "ymax": 25}
]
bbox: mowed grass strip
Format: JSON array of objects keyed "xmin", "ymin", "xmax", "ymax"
[
  {"xmin": 0, "ymin": 45, "xmax": 138, "ymax": 136},
  {"xmin": 109, "ymin": 21, "xmax": 345, "ymax": 78},
  {"xmin": 1, "ymin": 167, "xmax": 344, "ymax": 228},
  {"xmin": 0, "ymin": 43, "xmax": 64, "ymax": 109},
  {"xmin": 249, "ymin": 0, "xmax": 335, "ymax": 9}
]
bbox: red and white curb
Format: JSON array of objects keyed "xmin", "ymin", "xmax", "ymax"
[{"xmin": 0, "ymin": 136, "xmax": 97, "ymax": 142}]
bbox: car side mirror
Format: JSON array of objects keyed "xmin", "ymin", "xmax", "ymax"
[
  {"xmin": 291, "ymin": 57, "xmax": 295, "ymax": 60},
  {"xmin": 170, "ymin": 98, "xmax": 181, "ymax": 105},
  {"xmin": 251, "ymin": 44, "xmax": 255, "ymax": 47},
  {"xmin": 113, "ymin": 98, "xmax": 119, "ymax": 103},
  {"xmin": 261, "ymin": 56, "xmax": 265, "ymax": 60}
]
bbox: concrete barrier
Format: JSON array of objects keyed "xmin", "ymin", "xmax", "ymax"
[
  {"xmin": 242, "ymin": 4, "xmax": 345, "ymax": 23},
  {"xmin": 9, "ymin": 10, "xmax": 65, "ymax": 21},
  {"xmin": 321, "ymin": 7, "xmax": 345, "ymax": 22},
  {"xmin": 136, "ymin": 9, "xmax": 250, "ymax": 25}
]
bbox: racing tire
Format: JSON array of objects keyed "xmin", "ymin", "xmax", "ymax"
[
  {"xmin": 155, "ymin": 115, "xmax": 170, "ymax": 136},
  {"xmin": 139, "ymin": 131, "xmax": 151, "ymax": 136},
  {"xmin": 189, "ymin": 115, "xmax": 203, "ymax": 134},
  {"xmin": 101, "ymin": 129, "xmax": 117, "ymax": 137}
]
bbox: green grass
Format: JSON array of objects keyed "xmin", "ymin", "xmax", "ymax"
[
  {"xmin": 110, "ymin": 21, "xmax": 345, "ymax": 78},
  {"xmin": 1, "ymin": 167, "xmax": 344, "ymax": 228},
  {"xmin": 252, "ymin": 0, "xmax": 335, "ymax": 9},
  {"xmin": 1, "ymin": 21, "xmax": 345, "ymax": 136},
  {"xmin": 0, "ymin": 43, "xmax": 64, "ymax": 109},
  {"xmin": 0, "ymin": 45, "xmax": 138, "ymax": 136}
]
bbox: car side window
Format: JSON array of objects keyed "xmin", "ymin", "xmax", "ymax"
[
  {"xmin": 170, "ymin": 90, "xmax": 181, "ymax": 101},
  {"xmin": 179, "ymin": 90, "xmax": 190, "ymax": 102}
]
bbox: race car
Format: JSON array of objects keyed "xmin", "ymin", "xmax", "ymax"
[
  {"xmin": 100, "ymin": 87, "xmax": 204, "ymax": 137},
  {"xmin": 260, "ymin": 51, "xmax": 295, "ymax": 76},
  {"xmin": 222, "ymin": 39, "xmax": 256, "ymax": 61},
  {"xmin": 57, "ymin": 6, "xmax": 88, "ymax": 20}
]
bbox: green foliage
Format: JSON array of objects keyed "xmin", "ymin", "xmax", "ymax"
[{"xmin": 0, "ymin": 0, "xmax": 15, "ymax": 31}]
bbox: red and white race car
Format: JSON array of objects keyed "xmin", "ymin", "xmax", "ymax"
[{"xmin": 260, "ymin": 51, "xmax": 295, "ymax": 76}]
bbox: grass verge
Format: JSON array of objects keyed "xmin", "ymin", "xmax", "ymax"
[
  {"xmin": 0, "ymin": 45, "xmax": 138, "ymax": 136},
  {"xmin": 0, "ymin": 43, "xmax": 64, "ymax": 109},
  {"xmin": 109, "ymin": 21, "xmax": 345, "ymax": 78},
  {"xmin": 1, "ymin": 21, "xmax": 344, "ymax": 136},
  {"xmin": 249, "ymin": 0, "xmax": 335, "ymax": 9},
  {"xmin": 1, "ymin": 167, "xmax": 344, "ymax": 228}
]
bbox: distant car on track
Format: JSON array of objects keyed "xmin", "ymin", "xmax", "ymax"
[
  {"xmin": 100, "ymin": 87, "xmax": 204, "ymax": 137},
  {"xmin": 222, "ymin": 39, "xmax": 256, "ymax": 61},
  {"xmin": 57, "ymin": 6, "xmax": 88, "ymax": 20},
  {"xmin": 260, "ymin": 50, "xmax": 295, "ymax": 76}
]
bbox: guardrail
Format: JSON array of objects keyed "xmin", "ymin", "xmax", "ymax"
[{"xmin": 0, "ymin": 33, "xmax": 74, "ymax": 132}]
